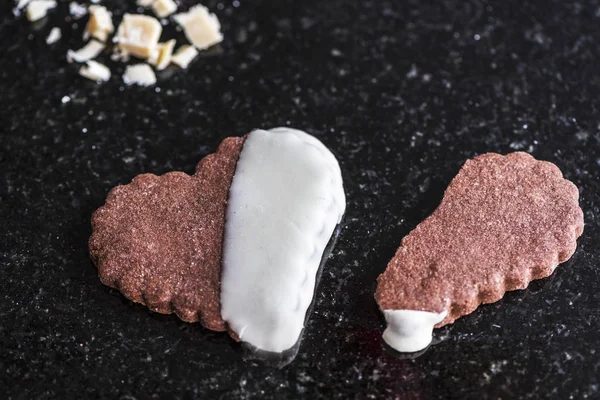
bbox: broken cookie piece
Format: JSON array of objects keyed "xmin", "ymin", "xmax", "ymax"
[
  {"xmin": 375, "ymin": 152, "xmax": 584, "ymax": 353},
  {"xmin": 89, "ymin": 128, "xmax": 346, "ymax": 354}
]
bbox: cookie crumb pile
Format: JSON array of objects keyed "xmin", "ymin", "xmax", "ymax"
[{"xmin": 13, "ymin": 0, "xmax": 223, "ymax": 86}]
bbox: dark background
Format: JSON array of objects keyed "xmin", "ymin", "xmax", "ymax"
[{"xmin": 2, "ymin": 0, "xmax": 600, "ymax": 398}]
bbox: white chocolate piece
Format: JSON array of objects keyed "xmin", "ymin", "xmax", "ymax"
[
  {"xmin": 123, "ymin": 64, "xmax": 156, "ymax": 86},
  {"xmin": 114, "ymin": 14, "xmax": 162, "ymax": 59},
  {"xmin": 170, "ymin": 45, "xmax": 198, "ymax": 69},
  {"xmin": 221, "ymin": 128, "xmax": 346, "ymax": 353},
  {"xmin": 86, "ymin": 5, "xmax": 114, "ymax": 42},
  {"xmin": 152, "ymin": 0, "xmax": 177, "ymax": 18},
  {"xmin": 46, "ymin": 27, "xmax": 61, "ymax": 44},
  {"xmin": 26, "ymin": 0, "xmax": 56, "ymax": 22},
  {"xmin": 110, "ymin": 46, "xmax": 130, "ymax": 62},
  {"xmin": 136, "ymin": 0, "xmax": 154, "ymax": 7},
  {"xmin": 148, "ymin": 39, "xmax": 175, "ymax": 70},
  {"xmin": 69, "ymin": 2, "xmax": 87, "ymax": 19},
  {"xmin": 67, "ymin": 40, "xmax": 105, "ymax": 63},
  {"xmin": 79, "ymin": 60, "xmax": 111, "ymax": 82},
  {"xmin": 15, "ymin": 0, "xmax": 31, "ymax": 11},
  {"xmin": 382, "ymin": 310, "xmax": 447, "ymax": 353},
  {"xmin": 173, "ymin": 5, "xmax": 223, "ymax": 50}
]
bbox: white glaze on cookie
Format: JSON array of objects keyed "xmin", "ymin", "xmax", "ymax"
[
  {"xmin": 383, "ymin": 309, "xmax": 447, "ymax": 353},
  {"xmin": 220, "ymin": 128, "xmax": 345, "ymax": 353}
]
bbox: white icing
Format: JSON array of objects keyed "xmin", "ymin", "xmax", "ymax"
[
  {"xmin": 221, "ymin": 128, "xmax": 345, "ymax": 353},
  {"xmin": 383, "ymin": 309, "xmax": 447, "ymax": 353}
]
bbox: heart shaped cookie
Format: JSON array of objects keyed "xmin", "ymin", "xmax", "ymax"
[
  {"xmin": 89, "ymin": 128, "xmax": 346, "ymax": 353},
  {"xmin": 376, "ymin": 152, "xmax": 584, "ymax": 352}
]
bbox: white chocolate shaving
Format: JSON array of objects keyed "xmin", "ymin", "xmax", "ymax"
[
  {"xmin": 14, "ymin": 0, "xmax": 31, "ymax": 16},
  {"xmin": 170, "ymin": 45, "xmax": 198, "ymax": 69},
  {"xmin": 110, "ymin": 46, "xmax": 130, "ymax": 62},
  {"xmin": 79, "ymin": 60, "xmax": 111, "ymax": 82},
  {"xmin": 148, "ymin": 39, "xmax": 175, "ymax": 70},
  {"xmin": 67, "ymin": 40, "xmax": 105, "ymax": 63},
  {"xmin": 152, "ymin": 0, "xmax": 177, "ymax": 18},
  {"xmin": 173, "ymin": 5, "xmax": 223, "ymax": 50},
  {"xmin": 115, "ymin": 14, "xmax": 162, "ymax": 59},
  {"xmin": 46, "ymin": 27, "xmax": 61, "ymax": 45},
  {"xmin": 136, "ymin": 0, "xmax": 154, "ymax": 7},
  {"xmin": 123, "ymin": 64, "xmax": 156, "ymax": 86},
  {"xmin": 85, "ymin": 5, "xmax": 114, "ymax": 42},
  {"xmin": 69, "ymin": 2, "xmax": 87, "ymax": 19},
  {"xmin": 26, "ymin": 0, "xmax": 57, "ymax": 22},
  {"xmin": 15, "ymin": 0, "xmax": 31, "ymax": 10}
]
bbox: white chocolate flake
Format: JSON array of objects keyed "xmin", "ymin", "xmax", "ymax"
[
  {"xmin": 123, "ymin": 64, "xmax": 157, "ymax": 86},
  {"xmin": 136, "ymin": 0, "xmax": 154, "ymax": 7},
  {"xmin": 170, "ymin": 45, "xmax": 198, "ymax": 69},
  {"xmin": 152, "ymin": 0, "xmax": 177, "ymax": 18},
  {"xmin": 46, "ymin": 27, "xmax": 61, "ymax": 45},
  {"xmin": 26, "ymin": 0, "xmax": 56, "ymax": 22},
  {"xmin": 114, "ymin": 14, "xmax": 162, "ymax": 59},
  {"xmin": 86, "ymin": 5, "xmax": 114, "ymax": 42},
  {"xmin": 173, "ymin": 5, "xmax": 223, "ymax": 50},
  {"xmin": 148, "ymin": 39, "xmax": 176, "ymax": 70},
  {"xmin": 79, "ymin": 60, "xmax": 111, "ymax": 82},
  {"xmin": 67, "ymin": 40, "xmax": 105, "ymax": 63}
]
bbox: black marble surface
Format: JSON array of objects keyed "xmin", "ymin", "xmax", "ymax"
[{"xmin": 2, "ymin": 0, "xmax": 600, "ymax": 398}]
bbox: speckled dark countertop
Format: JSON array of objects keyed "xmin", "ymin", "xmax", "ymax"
[{"xmin": 2, "ymin": 0, "xmax": 600, "ymax": 398}]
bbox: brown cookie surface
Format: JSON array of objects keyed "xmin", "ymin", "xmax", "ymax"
[
  {"xmin": 89, "ymin": 137, "xmax": 245, "ymax": 331},
  {"xmin": 376, "ymin": 152, "xmax": 584, "ymax": 327}
]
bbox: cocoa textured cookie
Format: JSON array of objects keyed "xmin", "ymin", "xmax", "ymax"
[
  {"xmin": 90, "ymin": 128, "xmax": 346, "ymax": 354},
  {"xmin": 375, "ymin": 152, "xmax": 584, "ymax": 352},
  {"xmin": 90, "ymin": 137, "xmax": 244, "ymax": 331}
]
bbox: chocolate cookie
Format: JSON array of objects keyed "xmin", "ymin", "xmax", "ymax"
[
  {"xmin": 376, "ymin": 152, "xmax": 584, "ymax": 352},
  {"xmin": 89, "ymin": 128, "xmax": 346, "ymax": 354},
  {"xmin": 89, "ymin": 137, "xmax": 244, "ymax": 331}
]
